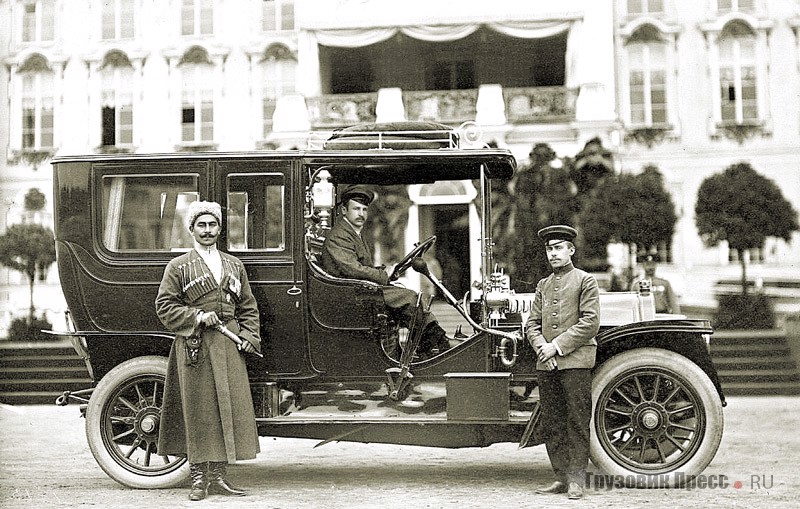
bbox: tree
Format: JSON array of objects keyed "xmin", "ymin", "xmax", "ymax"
[
  {"xmin": 695, "ymin": 162, "xmax": 799, "ymax": 294},
  {"xmin": 578, "ymin": 165, "xmax": 677, "ymax": 282},
  {"xmin": 0, "ymin": 223, "xmax": 57, "ymax": 321},
  {"xmin": 507, "ymin": 143, "xmax": 578, "ymax": 291}
]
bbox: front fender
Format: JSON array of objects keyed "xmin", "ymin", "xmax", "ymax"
[{"xmin": 595, "ymin": 319, "xmax": 726, "ymax": 406}]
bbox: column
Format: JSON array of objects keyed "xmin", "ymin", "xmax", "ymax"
[
  {"xmin": 375, "ymin": 87, "xmax": 405, "ymax": 123},
  {"xmin": 475, "ymin": 84, "xmax": 506, "ymax": 126},
  {"xmin": 132, "ymin": 59, "xmax": 144, "ymax": 149},
  {"xmin": 296, "ymin": 30, "xmax": 321, "ymax": 98}
]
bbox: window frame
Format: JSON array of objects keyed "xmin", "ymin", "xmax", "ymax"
[
  {"xmin": 262, "ymin": 0, "xmax": 295, "ymax": 32},
  {"xmin": 718, "ymin": 29, "xmax": 758, "ymax": 124},
  {"xmin": 225, "ymin": 172, "xmax": 288, "ymax": 253},
  {"xmin": 627, "ymin": 39, "xmax": 668, "ymax": 126},
  {"xmin": 20, "ymin": 71, "xmax": 55, "ymax": 150},
  {"xmin": 92, "ymin": 162, "xmax": 210, "ymax": 260},
  {"xmin": 101, "ymin": 0, "xmax": 135, "ymax": 41},
  {"xmin": 181, "ymin": 0, "xmax": 214, "ymax": 36},
  {"xmin": 20, "ymin": 0, "xmax": 55, "ymax": 43},
  {"xmin": 180, "ymin": 64, "xmax": 214, "ymax": 144},
  {"xmin": 100, "ymin": 65, "xmax": 135, "ymax": 148}
]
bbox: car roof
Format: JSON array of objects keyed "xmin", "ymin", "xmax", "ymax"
[{"xmin": 51, "ymin": 148, "xmax": 516, "ymax": 183}]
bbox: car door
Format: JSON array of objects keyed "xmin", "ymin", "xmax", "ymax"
[{"xmin": 216, "ymin": 158, "xmax": 306, "ymax": 377}]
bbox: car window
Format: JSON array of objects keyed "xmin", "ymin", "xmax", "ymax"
[
  {"xmin": 100, "ymin": 174, "xmax": 199, "ymax": 252},
  {"xmin": 226, "ymin": 173, "xmax": 286, "ymax": 252}
]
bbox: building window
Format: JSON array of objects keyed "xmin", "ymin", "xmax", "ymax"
[
  {"xmin": 627, "ymin": 0, "xmax": 664, "ymax": 15},
  {"xmin": 21, "ymin": 71, "xmax": 54, "ymax": 150},
  {"xmin": 717, "ymin": 0, "xmax": 753, "ymax": 13},
  {"xmin": 102, "ymin": 0, "xmax": 134, "ymax": 40},
  {"xmin": 182, "ymin": 0, "xmax": 213, "ymax": 36},
  {"xmin": 227, "ymin": 173, "xmax": 286, "ymax": 251},
  {"xmin": 628, "ymin": 41, "xmax": 667, "ymax": 125},
  {"xmin": 719, "ymin": 22, "xmax": 757, "ymax": 124},
  {"xmin": 262, "ymin": 0, "xmax": 294, "ymax": 32},
  {"xmin": 181, "ymin": 64, "xmax": 214, "ymax": 143},
  {"xmin": 22, "ymin": 0, "xmax": 55, "ymax": 42},
  {"xmin": 100, "ymin": 59, "xmax": 134, "ymax": 147}
]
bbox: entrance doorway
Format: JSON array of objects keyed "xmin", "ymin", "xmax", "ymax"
[{"xmin": 419, "ymin": 204, "xmax": 471, "ymax": 300}]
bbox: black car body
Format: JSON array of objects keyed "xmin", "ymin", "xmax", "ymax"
[{"xmin": 51, "ymin": 123, "xmax": 725, "ymax": 489}]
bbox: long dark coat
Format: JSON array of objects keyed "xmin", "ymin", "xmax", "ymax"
[
  {"xmin": 320, "ymin": 218, "xmax": 434, "ymax": 329},
  {"xmin": 155, "ymin": 249, "xmax": 261, "ymax": 463}
]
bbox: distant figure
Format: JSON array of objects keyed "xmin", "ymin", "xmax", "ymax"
[{"xmin": 630, "ymin": 252, "xmax": 680, "ymax": 314}]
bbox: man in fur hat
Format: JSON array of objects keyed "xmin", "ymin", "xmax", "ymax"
[{"xmin": 155, "ymin": 200, "xmax": 261, "ymax": 501}]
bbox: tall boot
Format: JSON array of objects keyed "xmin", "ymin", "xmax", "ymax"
[
  {"xmin": 419, "ymin": 323, "xmax": 451, "ymax": 358},
  {"xmin": 188, "ymin": 462, "xmax": 208, "ymax": 501},
  {"xmin": 207, "ymin": 461, "xmax": 246, "ymax": 496}
]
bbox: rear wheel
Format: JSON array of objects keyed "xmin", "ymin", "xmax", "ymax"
[
  {"xmin": 85, "ymin": 356, "xmax": 188, "ymax": 489},
  {"xmin": 590, "ymin": 348, "xmax": 724, "ymax": 487}
]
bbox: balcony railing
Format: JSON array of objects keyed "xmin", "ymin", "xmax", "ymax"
[
  {"xmin": 306, "ymin": 93, "xmax": 377, "ymax": 128},
  {"xmin": 503, "ymin": 86, "xmax": 575, "ymax": 124},
  {"xmin": 305, "ymin": 86, "xmax": 574, "ymax": 130},
  {"xmin": 403, "ymin": 89, "xmax": 479, "ymax": 124}
]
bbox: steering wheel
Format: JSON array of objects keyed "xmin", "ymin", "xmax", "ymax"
[{"xmin": 389, "ymin": 236, "xmax": 437, "ymax": 282}]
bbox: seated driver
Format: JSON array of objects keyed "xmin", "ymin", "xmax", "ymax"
[{"xmin": 320, "ymin": 184, "xmax": 451, "ymax": 359}]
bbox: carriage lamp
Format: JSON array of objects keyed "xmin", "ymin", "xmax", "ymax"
[{"xmin": 311, "ymin": 169, "xmax": 334, "ymax": 228}]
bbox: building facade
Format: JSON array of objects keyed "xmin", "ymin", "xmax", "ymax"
[
  {"xmin": 0, "ymin": 0, "xmax": 798, "ymax": 333},
  {"xmin": 613, "ymin": 0, "xmax": 800, "ymax": 308}
]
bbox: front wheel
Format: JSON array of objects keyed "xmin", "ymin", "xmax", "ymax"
[
  {"xmin": 85, "ymin": 356, "xmax": 188, "ymax": 489},
  {"xmin": 590, "ymin": 348, "xmax": 724, "ymax": 487}
]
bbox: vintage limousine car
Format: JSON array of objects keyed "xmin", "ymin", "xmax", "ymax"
[{"xmin": 51, "ymin": 123, "xmax": 725, "ymax": 489}]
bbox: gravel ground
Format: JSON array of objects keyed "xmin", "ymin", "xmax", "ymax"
[{"xmin": 1, "ymin": 396, "xmax": 798, "ymax": 508}]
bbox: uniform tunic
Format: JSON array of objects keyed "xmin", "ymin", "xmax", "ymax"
[
  {"xmin": 156, "ymin": 249, "xmax": 261, "ymax": 463},
  {"xmin": 630, "ymin": 275, "xmax": 680, "ymax": 314},
  {"xmin": 525, "ymin": 263, "xmax": 600, "ymax": 486}
]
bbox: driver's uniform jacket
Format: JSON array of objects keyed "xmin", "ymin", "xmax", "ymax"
[
  {"xmin": 525, "ymin": 263, "xmax": 600, "ymax": 370},
  {"xmin": 155, "ymin": 248, "xmax": 261, "ymax": 463},
  {"xmin": 321, "ymin": 218, "xmax": 434, "ymax": 330}
]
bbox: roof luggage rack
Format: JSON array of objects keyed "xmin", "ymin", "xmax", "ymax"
[{"xmin": 309, "ymin": 121, "xmax": 483, "ymax": 150}]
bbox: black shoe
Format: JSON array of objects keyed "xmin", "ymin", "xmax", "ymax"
[
  {"xmin": 188, "ymin": 462, "xmax": 208, "ymax": 501},
  {"xmin": 207, "ymin": 462, "xmax": 246, "ymax": 496},
  {"xmin": 567, "ymin": 482, "xmax": 584, "ymax": 499},
  {"xmin": 535, "ymin": 481, "xmax": 567, "ymax": 494}
]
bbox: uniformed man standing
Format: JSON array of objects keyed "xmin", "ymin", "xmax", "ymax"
[
  {"xmin": 526, "ymin": 225, "xmax": 600, "ymax": 500},
  {"xmin": 630, "ymin": 251, "xmax": 680, "ymax": 314},
  {"xmin": 155, "ymin": 201, "xmax": 261, "ymax": 501}
]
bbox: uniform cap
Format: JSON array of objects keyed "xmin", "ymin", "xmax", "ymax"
[
  {"xmin": 339, "ymin": 184, "xmax": 376, "ymax": 206},
  {"xmin": 186, "ymin": 200, "xmax": 222, "ymax": 231},
  {"xmin": 537, "ymin": 225, "xmax": 577, "ymax": 246}
]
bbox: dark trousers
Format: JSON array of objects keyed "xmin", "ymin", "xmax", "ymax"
[
  {"xmin": 382, "ymin": 285, "xmax": 435, "ymax": 330},
  {"xmin": 538, "ymin": 368, "xmax": 593, "ymax": 486}
]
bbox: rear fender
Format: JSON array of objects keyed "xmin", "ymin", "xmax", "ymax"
[
  {"xmin": 595, "ymin": 320, "xmax": 726, "ymax": 406},
  {"xmin": 54, "ymin": 331, "xmax": 174, "ymax": 382}
]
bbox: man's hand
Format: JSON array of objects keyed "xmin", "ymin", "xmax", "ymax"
[
  {"xmin": 239, "ymin": 340, "xmax": 257, "ymax": 355},
  {"xmin": 199, "ymin": 311, "xmax": 222, "ymax": 327},
  {"xmin": 543, "ymin": 358, "xmax": 558, "ymax": 371},
  {"xmin": 537, "ymin": 343, "xmax": 558, "ymax": 363}
]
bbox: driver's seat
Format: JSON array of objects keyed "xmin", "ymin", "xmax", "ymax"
[{"xmin": 305, "ymin": 228, "xmax": 389, "ymax": 332}]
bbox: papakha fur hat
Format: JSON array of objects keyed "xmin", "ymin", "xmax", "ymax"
[{"xmin": 186, "ymin": 200, "xmax": 222, "ymax": 231}]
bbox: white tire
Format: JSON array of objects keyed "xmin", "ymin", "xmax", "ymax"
[
  {"xmin": 85, "ymin": 356, "xmax": 188, "ymax": 489},
  {"xmin": 590, "ymin": 348, "xmax": 724, "ymax": 488}
]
